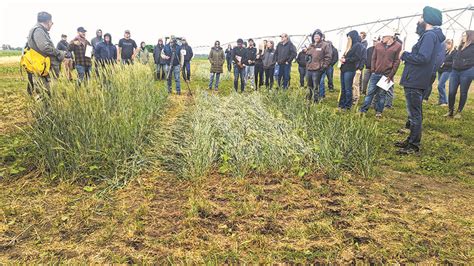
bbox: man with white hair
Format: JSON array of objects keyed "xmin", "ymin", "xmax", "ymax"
[{"xmin": 359, "ymin": 29, "xmax": 402, "ymax": 118}]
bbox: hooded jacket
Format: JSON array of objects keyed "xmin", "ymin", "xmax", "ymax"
[
  {"xmin": 400, "ymin": 27, "xmax": 446, "ymax": 89},
  {"xmin": 94, "ymin": 34, "xmax": 117, "ymax": 63},
  {"xmin": 91, "ymin": 30, "xmax": 103, "ymax": 49},
  {"xmin": 208, "ymin": 46, "xmax": 225, "ymax": 73},
  {"xmin": 340, "ymin": 30, "xmax": 365, "ymax": 72},
  {"xmin": 305, "ymin": 40, "xmax": 332, "ymax": 71}
]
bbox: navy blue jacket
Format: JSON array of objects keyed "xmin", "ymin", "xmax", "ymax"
[
  {"xmin": 95, "ymin": 41, "xmax": 117, "ymax": 63},
  {"xmin": 163, "ymin": 43, "xmax": 182, "ymax": 66},
  {"xmin": 400, "ymin": 28, "xmax": 446, "ymax": 90}
]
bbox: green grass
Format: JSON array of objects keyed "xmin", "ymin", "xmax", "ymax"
[
  {"xmin": 25, "ymin": 64, "xmax": 168, "ymax": 186},
  {"xmin": 0, "ymin": 58, "xmax": 472, "ymax": 264},
  {"xmin": 0, "ymin": 50, "xmax": 21, "ymax": 57}
]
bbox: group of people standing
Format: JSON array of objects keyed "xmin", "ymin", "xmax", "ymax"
[
  {"xmin": 26, "ymin": 11, "xmax": 195, "ymax": 95},
  {"xmin": 23, "ymin": 7, "xmax": 473, "ymax": 155},
  {"xmin": 221, "ymin": 34, "xmax": 298, "ymax": 92},
  {"xmin": 152, "ymin": 36, "xmax": 194, "ymax": 95}
]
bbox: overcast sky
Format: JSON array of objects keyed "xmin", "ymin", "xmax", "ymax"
[{"xmin": 1, "ymin": 0, "xmax": 472, "ymax": 53}]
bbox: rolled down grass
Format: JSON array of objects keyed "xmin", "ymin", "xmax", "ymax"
[{"xmin": 163, "ymin": 89, "xmax": 381, "ymax": 179}]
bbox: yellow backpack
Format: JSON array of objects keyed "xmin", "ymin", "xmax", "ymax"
[{"xmin": 20, "ymin": 28, "xmax": 51, "ymax": 77}]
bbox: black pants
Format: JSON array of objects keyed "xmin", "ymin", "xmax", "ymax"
[
  {"xmin": 255, "ymin": 64, "xmax": 264, "ymax": 90},
  {"xmin": 298, "ymin": 66, "xmax": 306, "ymax": 87},
  {"xmin": 226, "ymin": 59, "xmax": 232, "ymax": 72},
  {"xmin": 264, "ymin": 67, "xmax": 274, "ymax": 89}
]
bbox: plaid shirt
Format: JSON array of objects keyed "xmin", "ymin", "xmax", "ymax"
[{"xmin": 69, "ymin": 38, "xmax": 92, "ymax": 67}]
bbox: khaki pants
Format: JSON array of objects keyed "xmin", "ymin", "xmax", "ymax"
[
  {"xmin": 352, "ymin": 69, "xmax": 362, "ymax": 104},
  {"xmin": 62, "ymin": 58, "xmax": 73, "ymax": 80}
]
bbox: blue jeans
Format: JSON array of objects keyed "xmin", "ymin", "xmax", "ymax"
[
  {"xmin": 182, "ymin": 61, "xmax": 191, "ymax": 81},
  {"xmin": 320, "ymin": 66, "xmax": 334, "ymax": 97},
  {"xmin": 448, "ymin": 67, "xmax": 474, "ymax": 112},
  {"xmin": 246, "ymin": 65, "xmax": 255, "ymax": 89},
  {"xmin": 298, "ymin": 66, "xmax": 306, "ymax": 87},
  {"xmin": 404, "ymin": 87, "xmax": 424, "ymax": 148},
  {"xmin": 385, "ymin": 86, "xmax": 394, "ymax": 107},
  {"xmin": 209, "ymin": 72, "xmax": 221, "ymax": 90},
  {"xmin": 338, "ymin": 71, "xmax": 356, "ymax": 109},
  {"xmin": 233, "ymin": 64, "xmax": 245, "ymax": 92},
  {"xmin": 277, "ymin": 63, "xmax": 291, "ymax": 89},
  {"xmin": 437, "ymin": 71, "xmax": 450, "ymax": 104},
  {"xmin": 76, "ymin": 65, "xmax": 91, "ymax": 85},
  {"xmin": 306, "ymin": 70, "xmax": 323, "ymax": 102},
  {"xmin": 167, "ymin": 65, "xmax": 181, "ymax": 93},
  {"xmin": 360, "ymin": 73, "xmax": 388, "ymax": 113}
]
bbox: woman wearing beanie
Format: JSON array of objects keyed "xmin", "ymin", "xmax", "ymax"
[{"xmin": 445, "ymin": 30, "xmax": 474, "ymax": 118}]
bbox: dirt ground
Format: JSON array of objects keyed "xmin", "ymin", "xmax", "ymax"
[{"xmin": 1, "ymin": 94, "xmax": 473, "ymax": 263}]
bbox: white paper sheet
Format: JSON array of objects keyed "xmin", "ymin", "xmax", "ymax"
[
  {"xmin": 85, "ymin": 45, "xmax": 92, "ymax": 58},
  {"xmin": 376, "ymin": 75, "xmax": 394, "ymax": 91}
]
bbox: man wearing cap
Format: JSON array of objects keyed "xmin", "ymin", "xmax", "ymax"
[
  {"xmin": 69, "ymin": 27, "xmax": 92, "ymax": 85},
  {"xmin": 26, "ymin": 11, "xmax": 66, "ymax": 95},
  {"xmin": 56, "ymin": 34, "xmax": 73, "ymax": 80},
  {"xmin": 231, "ymin": 38, "xmax": 248, "ymax": 92},
  {"xmin": 118, "ymin": 30, "xmax": 138, "ymax": 64},
  {"xmin": 359, "ymin": 30, "xmax": 401, "ymax": 118},
  {"xmin": 396, "ymin": 6, "xmax": 446, "ymax": 154},
  {"xmin": 162, "ymin": 36, "xmax": 183, "ymax": 95}
]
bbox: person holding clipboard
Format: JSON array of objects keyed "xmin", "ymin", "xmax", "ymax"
[
  {"xmin": 359, "ymin": 29, "xmax": 402, "ymax": 118},
  {"xmin": 69, "ymin": 27, "xmax": 92, "ymax": 86}
]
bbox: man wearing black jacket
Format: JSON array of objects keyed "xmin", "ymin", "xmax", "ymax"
[
  {"xmin": 296, "ymin": 47, "xmax": 307, "ymax": 87},
  {"xmin": 153, "ymin": 38, "xmax": 165, "ymax": 80},
  {"xmin": 246, "ymin": 39, "xmax": 257, "ymax": 89},
  {"xmin": 181, "ymin": 38, "xmax": 193, "ymax": 81},
  {"xmin": 57, "ymin": 34, "xmax": 73, "ymax": 80},
  {"xmin": 274, "ymin": 33, "xmax": 297, "ymax": 89},
  {"xmin": 362, "ymin": 37, "xmax": 378, "ymax": 95},
  {"xmin": 320, "ymin": 39, "xmax": 338, "ymax": 94},
  {"xmin": 231, "ymin": 38, "xmax": 248, "ymax": 92}
]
